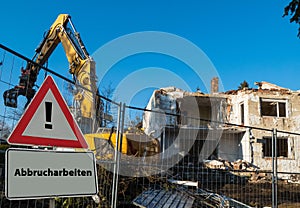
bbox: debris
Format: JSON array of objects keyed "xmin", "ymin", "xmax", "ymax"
[
  {"xmin": 167, "ymin": 179, "xmax": 198, "ymax": 187},
  {"xmin": 133, "ymin": 188, "xmax": 194, "ymax": 208},
  {"xmin": 288, "ymin": 174, "xmax": 300, "ymax": 184},
  {"xmin": 203, "ymin": 159, "xmax": 258, "ymax": 172},
  {"xmin": 193, "ymin": 189, "xmax": 230, "ymax": 207},
  {"xmin": 231, "ymin": 159, "xmax": 257, "ymax": 171},
  {"xmin": 133, "ymin": 187, "xmax": 253, "ymax": 208},
  {"xmin": 203, "ymin": 159, "xmax": 227, "ymax": 169},
  {"xmin": 254, "ymin": 81, "xmax": 289, "ymax": 91},
  {"xmin": 201, "ymin": 159, "xmax": 272, "ymax": 183},
  {"xmin": 250, "ymin": 172, "xmax": 268, "ymax": 182}
]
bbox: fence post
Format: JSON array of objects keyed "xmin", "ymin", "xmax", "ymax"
[
  {"xmin": 49, "ymin": 199, "xmax": 55, "ymax": 208},
  {"xmin": 111, "ymin": 102, "xmax": 125, "ymax": 208},
  {"xmin": 272, "ymin": 128, "xmax": 278, "ymax": 208}
]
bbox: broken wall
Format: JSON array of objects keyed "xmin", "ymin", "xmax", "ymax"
[
  {"xmin": 225, "ymin": 89, "xmax": 300, "ymax": 173},
  {"xmin": 143, "ymin": 87, "xmax": 184, "ymax": 139}
]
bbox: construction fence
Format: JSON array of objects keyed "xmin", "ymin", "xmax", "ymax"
[{"xmin": 0, "ymin": 44, "xmax": 300, "ymax": 208}]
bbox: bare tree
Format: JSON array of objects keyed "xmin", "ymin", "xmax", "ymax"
[
  {"xmin": 100, "ymin": 82, "xmax": 116, "ymax": 127},
  {"xmin": 0, "ymin": 120, "xmax": 11, "ymax": 140}
]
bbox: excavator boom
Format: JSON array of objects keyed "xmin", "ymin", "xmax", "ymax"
[
  {"xmin": 3, "ymin": 14, "xmax": 101, "ymax": 133},
  {"xmin": 2, "ymin": 14, "xmax": 159, "ymax": 157}
]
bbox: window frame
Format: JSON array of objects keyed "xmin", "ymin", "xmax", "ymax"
[
  {"xmin": 260, "ymin": 98, "xmax": 287, "ymax": 118},
  {"xmin": 262, "ymin": 136, "xmax": 289, "ymax": 158},
  {"xmin": 240, "ymin": 102, "xmax": 245, "ymax": 125}
]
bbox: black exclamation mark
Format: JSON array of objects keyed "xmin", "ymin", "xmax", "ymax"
[{"xmin": 45, "ymin": 102, "xmax": 53, "ymax": 129}]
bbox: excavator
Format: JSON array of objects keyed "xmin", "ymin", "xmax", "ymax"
[
  {"xmin": 3, "ymin": 14, "xmax": 99, "ymax": 135},
  {"xmin": 3, "ymin": 14, "xmax": 158, "ymax": 157}
]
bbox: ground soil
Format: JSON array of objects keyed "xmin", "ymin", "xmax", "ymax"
[{"xmin": 216, "ymin": 180, "xmax": 300, "ymax": 207}]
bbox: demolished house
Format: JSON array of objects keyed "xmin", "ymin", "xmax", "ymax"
[
  {"xmin": 143, "ymin": 85, "xmax": 227, "ymax": 161},
  {"xmin": 142, "ymin": 79, "xmax": 300, "ymax": 174}
]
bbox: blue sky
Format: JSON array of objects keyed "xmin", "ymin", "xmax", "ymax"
[{"xmin": 1, "ymin": 0, "xmax": 299, "ymax": 107}]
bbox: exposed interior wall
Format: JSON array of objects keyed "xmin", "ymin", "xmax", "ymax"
[
  {"xmin": 161, "ymin": 127, "xmax": 219, "ymax": 162},
  {"xmin": 218, "ymin": 132, "xmax": 244, "ymax": 162}
]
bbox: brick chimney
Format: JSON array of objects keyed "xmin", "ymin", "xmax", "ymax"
[{"xmin": 210, "ymin": 77, "xmax": 219, "ymax": 94}]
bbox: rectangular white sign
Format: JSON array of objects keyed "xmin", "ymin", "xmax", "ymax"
[{"xmin": 5, "ymin": 148, "xmax": 98, "ymax": 200}]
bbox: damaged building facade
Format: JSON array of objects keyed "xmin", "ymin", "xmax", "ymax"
[
  {"xmin": 142, "ymin": 79, "xmax": 300, "ymax": 174},
  {"xmin": 223, "ymin": 81, "xmax": 300, "ymax": 173}
]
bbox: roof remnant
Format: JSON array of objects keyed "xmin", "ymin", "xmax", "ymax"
[
  {"xmin": 254, "ymin": 81, "xmax": 289, "ymax": 91},
  {"xmin": 133, "ymin": 188, "xmax": 194, "ymax": 208},
  {"xmin": 225, "ymin": 81, "xmax": 293, "ymax": 95},
  {"xmin": 133, "ymin": 187, "xmax": 253, "ymax": 208}
]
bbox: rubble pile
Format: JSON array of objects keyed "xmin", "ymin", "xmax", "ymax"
[
  {"xmin": 203, "ymin": 159, "xmax": 269, "ymax": 182},
  {"xmin": 203, "ymin": 159, "xmax": 257, "ymax": 171}
]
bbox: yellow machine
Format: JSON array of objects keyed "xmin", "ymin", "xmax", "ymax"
[
  {"xmin": 3, "ymin": 14, "xmax": 99, "ymax": 134},
  {"xmin": 3, "ymin": 14, "xmax": 158, "ymax": 156}
]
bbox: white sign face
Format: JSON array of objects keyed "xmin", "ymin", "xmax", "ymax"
[
  {"xmin": 5, "ymin": 148, "xmax": 98, "ymax": 200},
  {"xmin": 22, "ymin": 90, "xmax": 78, "ymax": 140}
]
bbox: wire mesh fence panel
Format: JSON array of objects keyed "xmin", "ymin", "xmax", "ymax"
[
  {"xmin": 115, "ymin": 106, "xmax": 165, "ymax": 207},
  {"xmin": 91, "ymin": 101, "xmax": 122, "ymax": 208},
  {"xmin": 2, "ymin": 44, "xmax": 300, "ymax": 208},
  {"xmin": 276, "ymin": 172, "xmax": 300, "ymax": 207},
  {"xmin": 0, "ymin": 45, "xmax": 54, "ymax": 207},
  {"xmin": 112, "ymin": 104, "xmax": 300, "ymax": 208}
]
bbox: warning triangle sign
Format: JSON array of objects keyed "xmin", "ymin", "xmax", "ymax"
[{"xmin": 7, "ymin": 76, "xmax": 88, "ymax": 148}]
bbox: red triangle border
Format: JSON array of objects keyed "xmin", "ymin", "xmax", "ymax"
[{"xmin": 7, "ymin": 76, "xmax": 88, "ymax": 149}]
